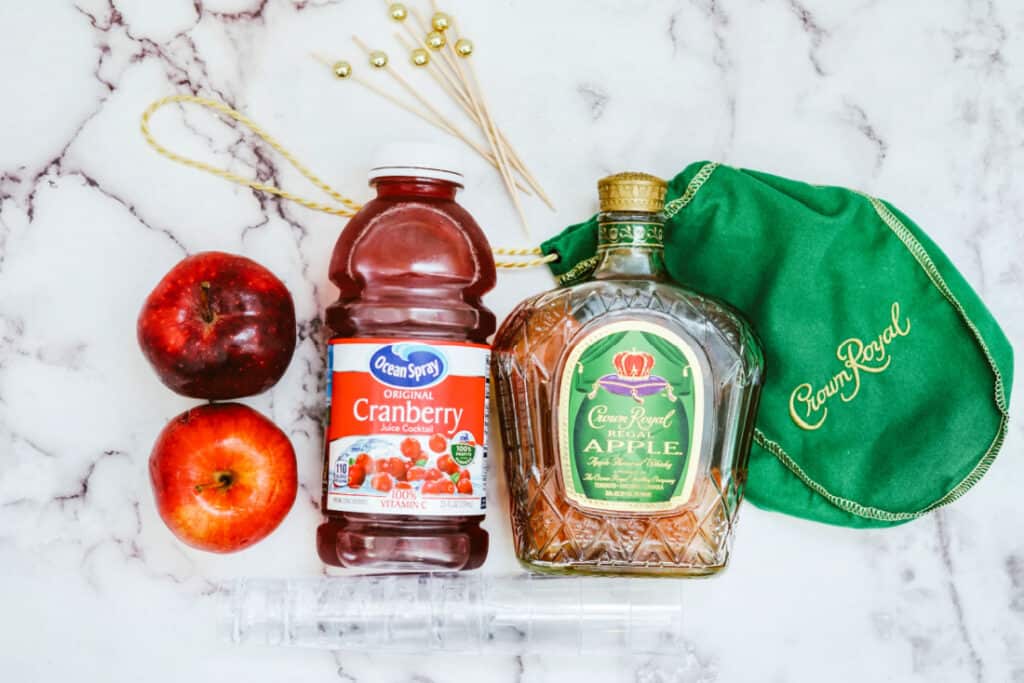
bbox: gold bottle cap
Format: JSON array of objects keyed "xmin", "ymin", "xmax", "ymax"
[{"xmin": 598, "ymin": 172, "xmax": 668, "ymax": 213}]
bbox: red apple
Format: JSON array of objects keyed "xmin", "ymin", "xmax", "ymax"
[
  {"xmin": 149, "ymin": 403, "xmax": 297, "ymax": 553},
  {"xmin": 138, "ymin": 251, "xmax": 297, "ymax": 400}
]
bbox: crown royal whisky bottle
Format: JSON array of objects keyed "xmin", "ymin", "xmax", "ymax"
[{"xmin": 491, "ymin": 173, "xmax": 764, "ymax": 576}]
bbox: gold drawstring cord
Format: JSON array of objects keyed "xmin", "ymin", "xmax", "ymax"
[
  {"xmin": 140, "ymin": 94, "xmax": 554, "ymax": 270},
  {"xmin": 491, "ymin": 247, "xmax": 558, "ymax": 268},
  {"xmin": 141, "ymin": 95, "xmax": 362, "ymax": 217}
]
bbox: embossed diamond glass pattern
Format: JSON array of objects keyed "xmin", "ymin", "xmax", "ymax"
[{"xmin": 492, "ymin": 173, "xmax": 764, "ymax": 576}]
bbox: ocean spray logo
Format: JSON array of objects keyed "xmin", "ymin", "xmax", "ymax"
[{"xmin": 369, "ymin": 343, "xmax": 449, "ymax": 389}]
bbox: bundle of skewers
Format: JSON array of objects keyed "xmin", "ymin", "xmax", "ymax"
[{"xmin": 313, "ymin": 1, "xmax": 553, "ymax": 236}]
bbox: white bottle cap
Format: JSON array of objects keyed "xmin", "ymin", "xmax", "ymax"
[{"xmin": 368, "ymin": 142, "xmax": 465, "ymax": 185}]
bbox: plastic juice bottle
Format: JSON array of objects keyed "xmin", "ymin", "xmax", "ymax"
[{"xmin": 317, "ymin": 144, "xmax": 496, "ymax": 570}]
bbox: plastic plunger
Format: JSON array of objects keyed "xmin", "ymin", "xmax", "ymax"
[{"xmin": 220, "ymin": 573, "xmax": 687, "ymax": 655}]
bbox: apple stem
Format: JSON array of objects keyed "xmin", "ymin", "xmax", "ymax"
[
  {"xmin": 199, "ymin": 281, "xmax": 215, "ymax": 323},
  {"xmin": 195, "ymin": 470, "xmax": 234, "ymax": 493}
]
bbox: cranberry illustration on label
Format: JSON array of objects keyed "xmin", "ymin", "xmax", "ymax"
[
  {"xmin": 401, "ymin": 437, "xmax": 423, "ymax": 460},
  {"xmin": 437, "ymin": 454, "xmax": 459, "ymax": 475},
  {"xmin": 347, "ymin": 465, "xmax": 366, "ymax": 488},
  {"xmin": 423, "ymin": 478, "xmax": 456, "ymax": 495},
  {"xmin": 386, "ymin": 457, "xmax": 409, "ymax": 481}
]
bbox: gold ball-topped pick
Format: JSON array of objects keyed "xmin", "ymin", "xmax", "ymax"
[
  {"xmin": 455, "ymin": 38, "xmax": 474, "ymax": 57},
  {"xmin": 332, "ymin": 60, "xmax": 353, "ymax": 78},
  {"xmin": 388, "ymin": 3, "xmax": 408, "ymax": 21},
  {"xmin": 426, "ymin": 30, "xmax": 447, "ymax": 50},
  {"xmin": 410, "ymin": 48, "xmax": 430, "ymax": 66},
  {"xmin": 431, "ymin": 12, "xmax": 451, "ymax": 32},
  {"xmin": 369, "ymin": 50, "xmax": 389, "ymax": 68}
]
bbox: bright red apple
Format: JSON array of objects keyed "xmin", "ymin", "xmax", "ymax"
[
  {"xmin": 138, "ymin": 251, "xmax": 297, "ymax": 400},
  {"xmin": 149, "ymin": 403, "xmax": 297, "ymax": 553}
]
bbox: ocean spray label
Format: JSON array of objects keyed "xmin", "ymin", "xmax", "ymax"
[
  {"xmin": 557, "ymin": 321, "xmax": 703, "ymax": 512},
  {"xmin": 369, "ymin": 343, "xmax": 449, "ymax": 389},
  {"xmin": 324, "ymin": 338, "xmax": 488, "ymax": 516}
]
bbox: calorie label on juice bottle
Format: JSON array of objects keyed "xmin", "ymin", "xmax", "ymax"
[{"xmin": 323, "ymin": 338, "xmax": 489, "ymax": 517}]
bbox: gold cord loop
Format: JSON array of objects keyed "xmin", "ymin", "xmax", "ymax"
[
  {"xmin": 139, "ymin": 95, "xmax": 550, "ymax": 269},
  {"xmin": 141, "ymin": 94, "xmax": 362, "ymax": 217}
]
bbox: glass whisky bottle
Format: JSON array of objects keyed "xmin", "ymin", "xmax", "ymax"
[{"xmin": 491, "ymin": 172, "xmax": 764, "ymax": 576}]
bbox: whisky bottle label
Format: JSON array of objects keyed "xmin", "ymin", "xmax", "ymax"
[
  {"xmin": 558, "ymin": 321, "xmax": 703, "ymax": 512},
  {"xmin": 323, "ymin": 338, "xmax": 489, "ymax": 517}
]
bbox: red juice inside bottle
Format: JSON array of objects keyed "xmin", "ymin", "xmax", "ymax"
[{"xmin": 317, "ymin": 145, "xmax": 496, "ymax": 570}]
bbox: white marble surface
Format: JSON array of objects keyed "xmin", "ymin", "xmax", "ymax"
[{"xmin": 1, "ymin": 0, "xmax": 1022, "ymax": 681}]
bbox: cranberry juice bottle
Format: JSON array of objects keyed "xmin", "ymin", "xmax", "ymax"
[{"xmin": 317, "ymin": 144, "xmax": 496, "ymax": 570}]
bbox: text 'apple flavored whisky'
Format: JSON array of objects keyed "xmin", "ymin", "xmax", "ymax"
[{"xmin": 491, "ymin": 173, "xmax": 764, "ymax": 576}]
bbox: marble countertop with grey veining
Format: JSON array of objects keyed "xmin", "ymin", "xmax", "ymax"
[{"xmin": 1, "ymin": 1, "xmax": 1022, "ymax": 681}]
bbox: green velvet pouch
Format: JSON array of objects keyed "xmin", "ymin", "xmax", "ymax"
[{"xmin": 541, "ymin": 162, "xmax": 1013, "ymax": 528}]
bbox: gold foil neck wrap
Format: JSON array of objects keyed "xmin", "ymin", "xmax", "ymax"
[{"xmin": 598, "ymin": 172, "xmax": 668, "ymax": 213}]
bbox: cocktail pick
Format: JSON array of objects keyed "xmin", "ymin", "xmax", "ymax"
[
  {"xmin": 312, "ymin": 51, "xmax": 531, "ymax": 195},
  {"xmin": 393, "ymin": 15, "xmax": 553, "ymax": 211},
  {"xmin": 404, "ymin": 7, "xmax": 530, "ymax": 236},
  {"xmin": 441, "ymin": 15, "xmax": 555, "ymax": 211},
  {"xmin": 380, "ymin": 1, "xmax": 554, "ymax": 220}
]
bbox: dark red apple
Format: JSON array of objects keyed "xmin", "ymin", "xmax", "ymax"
[
  {"xmin": 149, "ymin": 403, "xmax": 298, "ymax": 553},
  {"xmin": 138, "ymin": 251, "xmax": 296, "ymax": 400}
]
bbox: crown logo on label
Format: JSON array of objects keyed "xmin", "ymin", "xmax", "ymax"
[{"xmin": 613, "ymin": 350, "xmax": 656, "ymax": 379}]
